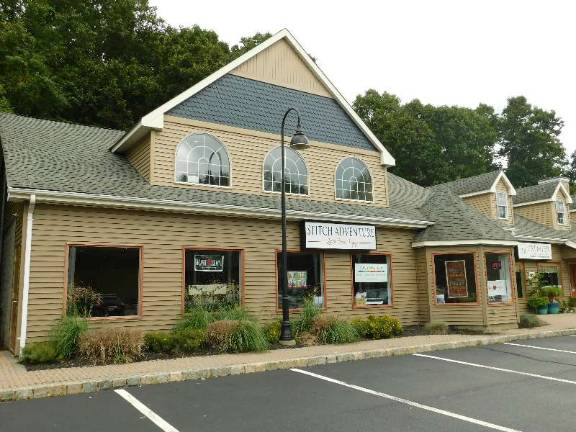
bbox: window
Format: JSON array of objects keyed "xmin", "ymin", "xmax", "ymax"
[
  {"xmin": 277, "ymin": 252, "xmax": 323, "ymax": 309},
  {"xmin": 67, "ymin": 246, "xmax": 140, "ymax": 317},
  {"xmin": 556, "ymin": 199, "xmax": 566, "ymax": 225},
  {"xmin": 515, "ymin": 271, "xmax": 524, "ymax": 298},
  {"xmin": 175, "ymin": 133, "xmax": 230, "ymax": 186},
  {"xmin": 485, "ymin": 253, "xmax": 512, "ymax": 303},
  {"xmin": 433, "ymin": 254, "xmax": 477, "ymax": 303},
  {"xmin": 538, "ymin": 264, "xmax": 560, "ymax": 286},
  {"xmin": 353, "ymin": 254, "xmax": 390, "ymax": 306},
  {"xmin": 496, "ymin": 192, "xmax": 508, "ymax": 219},
  {"xmin": 184, "ymin": 250, "xmax": 241, "ymax": 310},
  {"xmin": 335, "ymin": 157, "xmax": 373, "ymax": 201},
  {"xmin": 263, "ymin": 147, "xmax": 308, "ymax": 194}
]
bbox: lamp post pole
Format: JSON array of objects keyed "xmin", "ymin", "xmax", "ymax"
[{"xmin": 279, "ymin": 108, "xmax": 308, "ymax": 345}]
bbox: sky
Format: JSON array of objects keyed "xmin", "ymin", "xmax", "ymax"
[{"xmin": 150, "ymin": 0, "xmax": 576, "ymax": 153}]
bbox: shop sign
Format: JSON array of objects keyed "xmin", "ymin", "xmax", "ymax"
[
  {"xmin": 194, "ymin": 254, "xmax": 224, "ymax": 272},
  {"xmin": 517, "ymin": 243, "xmax": 552, "ymax": 260},
  {"xmin": 288, "ymin": 271, "xmax": 307, "ymax": 288},
  {"xmin": 303, "ymin": 221, "xmax": 376, "ymax": 250},
  {"xmin": 355, "ymin": 263, "xmax": 388, "ymax": 283},
  {"xmin": 487, "ymin": 279, "xmax": 507, "ymax": 297},
  {"xmin": 445, "ymin": 260, "xmax": 468, "ymax": 298}
]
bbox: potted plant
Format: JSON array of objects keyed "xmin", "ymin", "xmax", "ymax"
[
  {"xmin": 527, "ymin": 296, "xmax": 549, "ymax": 315},
  {"xmin": 541, "ymin": 285, "xmax": 562, "ymax": 314}
]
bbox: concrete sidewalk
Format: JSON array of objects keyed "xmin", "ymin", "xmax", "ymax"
[{"xmin": 2, "ymin": 314, "xmax": 576, "ymax": 402}]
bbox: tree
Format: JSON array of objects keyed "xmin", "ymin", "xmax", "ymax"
[{"xmin": 498, "ymin": 96, "xmax": 566, "ymax": 187}]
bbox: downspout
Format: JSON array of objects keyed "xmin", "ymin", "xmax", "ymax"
[{"xmin": 18, "ymin": 194, "xmax": 35, "ymax": 354}]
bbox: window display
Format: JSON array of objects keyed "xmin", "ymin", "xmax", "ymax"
[
  {"xmin": 277, "ymin": 252, "xmax": 324, "ymax": 308},
  {"xmin": 434, "ymin": 254, "xmax": 477, "ymax": 303},
  {"xmin": 353, "ymin": 254, "xmax": 390, "ymax": 305},
  {"xmin": 485, "ymin": 253, "xmax": 511, "ymax": 303}
]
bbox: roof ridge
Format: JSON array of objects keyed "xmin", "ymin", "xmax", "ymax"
[
  {"xmin": 0, "ymin": 112, "xmax": 123, "ymax": 134},
  {"xmin": 428, "ymin": 169, "xmax": 502, "ymax": 189}
]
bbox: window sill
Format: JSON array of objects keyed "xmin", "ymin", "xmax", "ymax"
[
  {"xmin": 353, "ymin": 303, "xmax": 393, "ymax": 309},
  {"xmin": 85, "ymin": 315, "xmax": 141, "ymax": 321}
]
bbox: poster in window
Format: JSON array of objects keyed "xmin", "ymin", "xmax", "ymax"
[
  {"xmin": 355, "ymin": 263, "xmax": 388, "ymax": 283},
  {"xmin": 194, "ymin": 254, "xmax": 224, "ymax": 272},
  {"xmin": 445, "ymin": 260, "xmax": 468, "ymax": 298},
  {"xmin": 288, "ymin": 271, "xmax": 307, "ymax": 289},
  {"xmin": 487, "ymin": 280, "xmax": 507, "ymax": 297}
]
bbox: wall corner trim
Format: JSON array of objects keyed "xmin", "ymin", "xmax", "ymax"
[{"xmin": 18, "ymin": 193, "xmax": 35, "ymax": 354}]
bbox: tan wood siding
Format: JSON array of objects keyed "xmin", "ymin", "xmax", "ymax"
[
  {"xmin": 515, "ymin": 202, "xmax": 555, "ymax": 228},
  {"xmin": 463, "ymin": 193, "xmax": 495, "ymax": 219},
  {"xmin": 150, "ymin": 116, "xmax": 389, "ymax": 207},
  {"xmin": 26, "ymin": 204, "xmax": 419, "ymax": 342},
  {"xmin": 126, "ymin": 135, "xmax": 151, "ymax": 180},
  {"xmin": 231, "ymin": 39, "xmax": 331, "ymax": 97}
]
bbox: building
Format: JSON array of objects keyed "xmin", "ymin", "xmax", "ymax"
[{"xmin": 1, "ymin": 29, "xmax": 575, "ymax": 354}]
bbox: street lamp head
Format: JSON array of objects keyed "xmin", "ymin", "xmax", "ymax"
[{"xmin": 290, "ymin": 125, "xmax": 309, "ymax": 150}]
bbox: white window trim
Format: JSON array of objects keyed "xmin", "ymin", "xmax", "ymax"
[
  {"xmin": 556, "ymin": 199, "xmax": 568, "ymax": 225},
  {"xmin": 261, "ymin": 146, "xmax": 310, "ymax": 196},
  {"xmin": 334, "ymin": 156, "xmax": 375, "ymax": 203},
  {"xmin": 496, "ymin": 191, "xmax": 509, "ymax": 219}
]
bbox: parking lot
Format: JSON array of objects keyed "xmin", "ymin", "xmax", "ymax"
[{"xmin": 3, "ymin": 335, "xmax": 576, "ymax": 431}]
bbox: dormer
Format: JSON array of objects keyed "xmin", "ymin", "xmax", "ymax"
[
  {"xmin": 431, "ymin": 170, "xmax": 516, "ymax": 224},
  {"xmin": 514, "ymin": 177, "xmax": 572, "ymax": 231}
]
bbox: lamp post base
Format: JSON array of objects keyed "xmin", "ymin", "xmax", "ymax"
[{"xmin": 278, "ymin": 338, "xmax": 296, "ymax": 347}]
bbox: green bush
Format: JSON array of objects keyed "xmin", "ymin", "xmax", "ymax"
[
  {"xmin": 20, "ymin": 341, "xmax": 59, "ymax": 364},
  {"xmin": 312, "ymin": 316, "xmax": 359, "ymax": 344},
  {"xmin": 175, "ymin": 305, "xmax": 254, "ymax": 332},
  {"xmin": 172, "ymin": 328, "xmax": 206, "ymax": 353},
  {"xmin": 352, "ymin": 315, "xmax": 402, "ymax": 339},
  {"xmin": 205, "ymin": 320, "xmax": 268, "ymax": 353},
  {"xmin": 292, "ymin": 297, "xmax": 321, "ymax": 336},
  {"xmin": 541, "ymin": 286, "xmax": 562, "ymax": 300},
  {"xmin": 212, "ymin": 306, "xmax": 254, "ymax": 322},
  {"xmin": 144, "ymin": 331, "xmax": 178, "ymax": 354},
  {"xmin": 52, "ymin": 315, "xmax": 88, "ymax": 359},
  {"xmin": 527, "ymin": 296, "xmax": 549, "ymax": 310},
  {"xmin": 263, "ymin": 319, "xmax": 282, "ymax": 345},
  {"xmin": 519, "ymin": 313, "xmax": 543, "ymax": 328},
  {"xmin": 424, "ymin": 321, "xmax": 449, "ymax": 335}
]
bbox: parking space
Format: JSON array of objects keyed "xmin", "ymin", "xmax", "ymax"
[{"xmin": 3, "ymin": 335, "xmax": 576, "ymax": 432}]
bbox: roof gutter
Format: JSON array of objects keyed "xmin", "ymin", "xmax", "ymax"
[
  {"xmin": 412, "ymin": 239, "xmax": 519, "ymax": 248},
  {"xmin": 7, "ymin": 187, "xmax": 434, "ymax": 229}
]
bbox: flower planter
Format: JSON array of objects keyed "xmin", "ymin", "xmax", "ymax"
[
  {"xmin": 536, "ymin": 305, "xmax": 549, "ymax": 315},
  {"xmin": 548, "ymin": 302, "xmax": 560, "ymax": 314}
]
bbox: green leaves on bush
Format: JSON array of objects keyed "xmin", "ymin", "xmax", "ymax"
[
  {"xmin": 352, "ymin": 315, "xmax": 403, "ymax": 339},
  {"xmin": 51, "ymin": 315, "xmax": 88, "ymax": 359},
  {"xmin": 175, "ymin": 306, "xmax": 254, "ymax": 332},
  {"xmin": 205, "ymin": 320, "xmax": 268, "ymax": 353},
  {"xmin": 518, "ymin": 313, "xmax": 543, "ymax": 329},
  {"xmin": 263, "ymin": 319, "xmax": 282, "ymax": 345},
  {"xmin": 292, "ymin": 297, "xmax": 322, "ymax": 336},
  {"xmin": 20, "ymin": 341, "xmax": 59, "ymax": 364},
  {"xmin": 312, "ymin": 316, "xmax": 359, "ymax": 344},
  {"xmin": 144, "ymin": 329, "xmax": 206, "ymax": 354}
]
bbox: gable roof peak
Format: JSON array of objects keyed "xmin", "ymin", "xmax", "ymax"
[{"xmin": 428, "ymin": 169, "xmax": 516, "ymax": 197}]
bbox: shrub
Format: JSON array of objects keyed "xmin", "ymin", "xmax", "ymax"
[
  {"xmin": 144, "ymin": 331, "xmax": 177, "ymax": 354},
  {"xmin": 561, "ymin": 297, "xmax": 576, "ymax": 313},
  {"xmin": 78, "ymin": 328, "xmax": 144, "ymax": 364},
  {"xmin": 527, "ymin": 296, "xmax": 549, "ymax": 310},
  {"xmin": 67, "ymin": 286, "xmax": 102, "ymax": 317},
  {"xmin": 292, "ymin": 297, "xmax": 321, "ymax": 336},
  {"xmin": 212, "ymin": 306, "xmax": 254, "ymax": 322},
  {"xmin": 541, "ymin": 286, "xmax": 562, "ymax": 301},
  {"xmin": 424, "ymin": 321, "xmax": 449, "ymax": 335},
  {"xmin": 352, "ymin": 315, "xmax": 402, "ymax": 339},
  {"xmin": 174, "ymin": 305, "xmax": 254, "ymax": 332},
  {"xmin": 312, "ymin": 316, "xmax": 359, "ymax": 344},
  {"xmin": 205, "ymin": 320, "xmax": 268, "ymax": 353},
  {"xmin": 172, "ymin": 328, "xmax": 205, "ymax": 353},
  {"xmin": 263, "ymin": 319, "xmax": 282, "ymax": 345},
  {"xmin": 20, "ymin": 341, "xmax": 59, "ymax": 364},
  {"xmin": 52, "ymin": 315, "xmax": 88, "ymax": 359},
  {"xmin": 519, "ymin": 313, "xmax": 543, "ymax": 328}
]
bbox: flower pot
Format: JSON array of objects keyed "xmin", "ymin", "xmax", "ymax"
[
  {"xmin": 536, "ymin": 305, "xmax": 549, "ymax": 315},
  {"xmin": 548, "ymin": 302, "xmax": 560, "ymax": 314}
]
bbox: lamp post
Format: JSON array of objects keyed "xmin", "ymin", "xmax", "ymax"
[{"xmin": 279, "ymin": 108, "xmax": 309, "ymax": 346}]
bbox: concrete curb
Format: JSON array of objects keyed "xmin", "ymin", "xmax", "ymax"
[{"xmin": 2, "ymin": 327, "xmax": 576, "ymax": 402}]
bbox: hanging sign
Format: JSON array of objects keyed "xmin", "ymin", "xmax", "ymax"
[
  {"xmin": 445, "ymin": 260, "xmax": 469, "ymax": 298},
  {"xmin": 517, "ymin": 243, "xmax": 552, "ymax": 260},
  {"xmin": 194, "ymin": 254, "xmax": 224, "ymax": 272},
  {"xmin": 355, "ymin": 263, "xmax": 388, "ymax": 283},
  {"xmin": 303, "ymin": 221, "xmax": 376, "ymax": 250}
]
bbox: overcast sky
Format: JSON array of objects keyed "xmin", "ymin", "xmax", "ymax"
[{"xmin": 150, "ymin": 0, "xmax": 575, "ymax": 154}]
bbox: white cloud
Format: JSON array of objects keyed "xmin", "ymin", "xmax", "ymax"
[{"xmin": 150, "ymin": 0, "xmax": 576, "ymax": 154}]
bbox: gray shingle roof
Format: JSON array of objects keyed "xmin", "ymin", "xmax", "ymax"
[
  {"xmin": 168, "ymin": 74, "xmax": 377, "ymax": 152},
  {"xmin": 514, "ymin": 181, "xmax": 559, "ymax": 204},
  {"xmin": 0, "ymin": 113, "xmax": 427, "ymax": 224},
  {"xmin": 430, "ymin": 170, "xmax": 501, "ymax": 196}
]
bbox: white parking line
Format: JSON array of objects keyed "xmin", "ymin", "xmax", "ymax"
[
  {"xmin": 504, "ymin": 342, "xmax": 576, "ymax": 355},
  {"xmin": 115, "ymin": 389, "xmax": 180, "ymax": 432},
  {"xmin": 414, "ymin": 353, "xmax": 576, "ymax": 385},
  {"xmin": 291, "ymin": 368, "xmax": 521, "ymax": 432}
]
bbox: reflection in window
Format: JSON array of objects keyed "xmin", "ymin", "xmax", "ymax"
[
  {"xmin": 175, "ymin": 133, "xmax": 230, "ymax": 186},
  {"xmin": 433, "ymin": 254, "xmax": 477, "ymax": 304},
  {"xmin": 485, "ymin": 253, "xmax": 511, "ymax": 303},
  {"xmin": 277, "ymin": 252, "xmax": 323, "ymax": 308},
  {"xmin": 263, "ymin": 147, "xmax": 308, "ymax": 195},
  {"xmin": 353, "ymin": 254, "xmax": 390, "ymax": 306},
  {"xmin": 335, "ymin": 157, "xmax": 373, "ymax": 201},
  {"xmin": 556, "ymin": 200, "xmax": 566, "ymax": 224},
  {"xmin": 539, "ymin": 265, "xmax": 560, "ymax": 286},
  {"xmin": 496, "ymin": 192, "xmax": 508, "ymax": 219}
]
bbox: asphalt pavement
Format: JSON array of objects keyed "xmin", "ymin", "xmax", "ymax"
[{"xmin": 3, "ymin": 335, "xmax": 576, "ymax": 432}]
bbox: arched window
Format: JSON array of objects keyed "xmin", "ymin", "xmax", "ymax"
[
  {"xmin": 263, "ymin": 147, "xmax": 308, "ymax": 195},
  {"xmin": 175, "ymin": 134, "xmax": 230, "ymax": 186},
  {"xmin": 335, "ymin": 157, "xmax": 373, "ymax": 201}
]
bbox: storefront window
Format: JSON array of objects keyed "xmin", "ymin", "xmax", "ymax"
[
  {"xmin": 538, "ymin": 264, "xmax": 560, "ymax": 286},
  {"xmin": 434, "ymin": 254, "xmax": 477, "ymax": 304},
  {"xmin": 353, "ymin": 254, "xmax": 390, "ymax": 306},
  {"xmin": 67, "ymin": 246, "xmax": 140, "ymax": 317},
  {"xmin": 485, "ymin": 253, "xmax": 512, "ymax": 303},
  {"xmin": 277, "ymin": 252, "xmax": 324, "ymax": 309},
  {"xmin": 184, "ymin": 250, "xmax": 241, "ymax": 310}
]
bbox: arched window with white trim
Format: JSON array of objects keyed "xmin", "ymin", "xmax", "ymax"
[
  {"xmin": 175, "ymin": 133, "xmax": 230, "ymax": 186},
  {"xmin": 335, "ymin": 157, "xmax": 373, "ymax": 201},
  {"xmin": 263, "ymin": 147, "xmax": 308, "ymax": 195}
]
